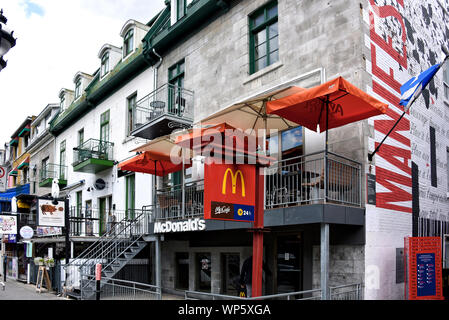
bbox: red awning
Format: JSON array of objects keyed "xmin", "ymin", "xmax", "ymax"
[{"xmin": 118, "ymin": 150, "xmax": 190, "ymax": 176}]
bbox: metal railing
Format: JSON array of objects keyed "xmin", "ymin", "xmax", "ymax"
[
  {"xmin": 64, "ymin": 208, "xmax": 152, "ymax": 296},
  {"xmin": 73, "ymin": 138, "xmax": 114, "ymax": 166},
  {"xmin": 83, "ymin": 275, "xmax": 161, "ymax": 300},
  {"xmin": 329, "ymin": 283, "xmax": 363, "ymax": 300},
  {"xmin": 185, "ymin": 288, "xmax": 323, "ymax": 300},
  {"xmin": 154, "ymin": 179, "xmax": 204, "ymax": 221},
  {"xmin": 132, "ymin": 83, "xmax": 194, "ymax": 132},
  {"xmin": 69, "ymin": 207, "xmax": 143, "ymax": 237},
  {"xmin": 265, "ymin": 150, "xmax": 362, "ymax": 209},
  {"xmin": 40, "ymin": 163, "xmax": 68, "ymax": 183},
  {"xmin": 185, "ymin": 284, "xmax": 363, "ymax": 300}
]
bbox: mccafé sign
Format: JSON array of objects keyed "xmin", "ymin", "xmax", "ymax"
[{"xmin": 204, "ymin": 163, "xmax": 256, "ymax": 222}]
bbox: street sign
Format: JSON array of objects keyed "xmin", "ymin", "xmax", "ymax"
[{"xmin": 0, "ymin": 166, "xmax": 6, "ymax": 192}]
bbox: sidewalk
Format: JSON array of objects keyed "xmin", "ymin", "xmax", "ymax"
[{"xmin": 0, "ymin": 279, "xmax": 69, "ymax": 300}]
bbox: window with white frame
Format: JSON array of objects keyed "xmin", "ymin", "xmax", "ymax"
[
  {"xmin": 123, "ymin": 29, "xmax": 134, "ymax": 57},
  {"xmin": 101, "ymin": 52, "xmax": 109, "ymax": 77},
  {"xmin": 60, "ymin": 93, "xmax": 65, "ymax": 111},
  {"xmin": 75, "ymin": 78, "xmax": 82, "ymax": 100}
]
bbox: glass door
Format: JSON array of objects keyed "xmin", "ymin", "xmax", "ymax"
[
  {"xmin": 277, "ymin": 235, "xmax": 302, "ymax": 294},
  {"xmin": 99, "ymin": 198, "xmax": 106, "ymax": 236},
  {"xmin": 221, "ymin": 253, "xmax": 240, "ymax": 296}
]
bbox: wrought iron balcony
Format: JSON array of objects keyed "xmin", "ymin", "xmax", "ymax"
[
  {"xmin": 73, "ymin": 138, "xmax": 114, "ymax": 174},
  {"xmin": 131, "ymin": 83, "xmax": 194, "ymax": 140},
  {"xmin": 39, "ymin": 163, "xmax": 68, "ymax": 187}
]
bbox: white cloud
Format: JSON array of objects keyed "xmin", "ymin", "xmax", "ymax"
[{"xmin": 0, "ymin": 0, "xmax": 165, "ymax": 144}]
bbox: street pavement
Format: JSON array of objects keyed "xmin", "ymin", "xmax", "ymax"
[{"xmin": 0, "ymin": 279, "xmax": 68, "ymax": 300}]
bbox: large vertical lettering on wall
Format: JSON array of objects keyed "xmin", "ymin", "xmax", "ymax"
[{"xmin": 369, "ymin": 0, "xmax": 412, "ymax": 213}]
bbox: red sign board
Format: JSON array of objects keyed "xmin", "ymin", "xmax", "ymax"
[
  {"xmin": 404, "ymin": 237, "xmax": 444, "ymax": 300},
  {"xmin": 204, "ymin": 163, "xmax": 256, "ymax": 222}
]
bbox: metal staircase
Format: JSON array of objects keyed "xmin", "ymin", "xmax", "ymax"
[{"xmin": 64, "ymin": 208, "xmax": 152, "ymax": 300}]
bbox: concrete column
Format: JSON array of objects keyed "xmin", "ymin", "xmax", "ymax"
[
  {"xmin": 320, "ymin": 223, "xmax": 329, "ymax": 300},
  {"xmin": 155, "ymin": 236, "xmax": 162, "ymax": 299}
]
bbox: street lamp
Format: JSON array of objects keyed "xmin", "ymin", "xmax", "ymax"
[{"xmin": 0, "ymin": 9, "xmax": 17, "ymax": 71}]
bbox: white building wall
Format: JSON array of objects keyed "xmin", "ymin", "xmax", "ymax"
[
  {"xmin": 54, "ymin": 65, "xmax": 155, "ymax": 213},
  {"xmin": 363, "ymin": 0, "xmax": 449, "ymax": 299}
]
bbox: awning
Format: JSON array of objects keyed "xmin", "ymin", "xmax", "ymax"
[
  {"xmin": 18, "ymin": 156, "xmax": 30, "ymax": 170},
  {"xmin": 0, "ymin": 184, "xmax": 30, "ymax": 202}
]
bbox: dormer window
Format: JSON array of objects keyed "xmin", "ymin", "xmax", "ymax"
[
  {"xmin": 124, "ymin": 29, "xmax": 134, "ymax": 57},
  {"xmin": 74, "ymin": 78, "xmax": 82, "ymax": 100},
  {"xmin": 101, "ymin": 52, "xmax": 109, "ymax": 77},
  {"xmin": 60, "ymin": 94, "xmax": 65, "ymax": 111}
]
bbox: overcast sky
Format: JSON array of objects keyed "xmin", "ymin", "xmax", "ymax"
[{"xmin": 0, "ymin": 0, "xmax": 165, "ymax": 145}]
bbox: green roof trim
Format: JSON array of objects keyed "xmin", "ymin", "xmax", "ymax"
[
  {"xmin": 17, "ymin": 162, "xmax": 29, "ymax": 170},
  {"xmin": 50, "ymin": 45, "xmax": 149, "ymax": 136},
  {"xmin": 9, "ymin": 139, "xmax": 18, "ymax": 146},
  {"xmin": 143, "ymin": 0, "xmax": 230, "ymax": 63},
  {"xmin": 18, "ymin": 127, "xmax": 30, "ymax": 137}
]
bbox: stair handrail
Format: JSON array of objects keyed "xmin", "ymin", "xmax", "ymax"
[
  {"xmin": 66, "ymin": 207, "xmax": 152, "ymax": 267},
  {"xmin": 78, "ymin": 209, "xmax": 152, "ymax": 297}
]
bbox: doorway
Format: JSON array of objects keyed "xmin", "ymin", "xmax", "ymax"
[
  {"xmin": 221, "ymin": 253, "xmax": 240, "ymax": 296},
  {"xmin": 276, "ymin": 234, "xmax": 302, "ymax": 293},
  {"xmin": 175, "ymin": 252, "xmax": 189, "ymax": 290}
]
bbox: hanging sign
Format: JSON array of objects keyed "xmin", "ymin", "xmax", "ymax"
[
  {"xmin": 0, "ymin": 215, "xmax": 17, "ymax": 235},
  {"xmin": 204, "ymin": 163, "xmax": 256, "ymax": 222},
  {"xmin": 37, "ymin": 199, "xmax": 65, "ymax": 227},
  {"xmin": 20, "ymin": 226, "xmax": 34, "ymax": 239}
]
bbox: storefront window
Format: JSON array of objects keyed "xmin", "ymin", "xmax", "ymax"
[
  {"xmin": 176, "ymin": 252, "xmax": 189, "ymax": 290},
  {"xmin": 196, "ymin": 253, "xmax": 211, "ymax": 292}
]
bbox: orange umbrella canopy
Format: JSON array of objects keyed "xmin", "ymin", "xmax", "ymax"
[
  {"xmin": 118, "ymin": 150, "xmax": 190, "ymax": 176},
  {"xmin": 266, "ymin": 77, "xmax": 388, "ymax": 132}
]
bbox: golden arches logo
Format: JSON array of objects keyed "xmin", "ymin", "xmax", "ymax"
[{"xmin": 222, "ymin": 168, "xmax": 246, "ymax": 197}]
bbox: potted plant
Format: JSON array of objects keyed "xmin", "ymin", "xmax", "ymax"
[
  {"xmin": 34, "ymin": 257, "xmax": 44, "ymax": 266},
  {"xmin": 44, "ymin": 257, "xmax": 55, "ymax": 268}
]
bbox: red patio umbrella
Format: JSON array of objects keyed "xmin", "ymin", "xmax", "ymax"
[
  {"xmin": 266, "ymin": 76, "xmax": 388, "ymax": 202},
  {"xmin": 118, "ymin": 150, "xmax": 190, "ymax": 176}
]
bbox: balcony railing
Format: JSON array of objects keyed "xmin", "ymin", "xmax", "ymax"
[
  {"xmin": 265, "ymin": 151, "xmax": 362, "ymax": 209},
  {"xmin": 154, "ymin": 179, "xmax": 204, "ymax": 221},
  {"xmin": 73, "ymin": 139, "xmax": 114, "ymax": 166},
  {"xmin": 132, "ymin": 83, "xmax": 194, "ymax": 134},
  {"xmin": 150, "ymin": 152, "xmax": 362, "ymax": 223},
  {"xmin": 40, "ymin": 163, "xmax": 68, "ymax": 186}
]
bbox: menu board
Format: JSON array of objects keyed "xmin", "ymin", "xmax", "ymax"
[
  {"xmin": 367, "ymin": 174, "xmax": 376, "ymax": 205},
  {"xmin": 416, "ymin": 253, "xmax": 436, "ymax": 297}
]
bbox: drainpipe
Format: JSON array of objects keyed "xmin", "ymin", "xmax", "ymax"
[
  {"xmin": 152, "ymin": 48, "xmax": 163, "ymax": 92},
  {"xmin": 151, "ymin": 49, "xmax": 163, "ymax": 298}
]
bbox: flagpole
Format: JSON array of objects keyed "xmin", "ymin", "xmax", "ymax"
[{"xmin": 368, "ymin": 50, "xmax": 449, "ymax": 162}]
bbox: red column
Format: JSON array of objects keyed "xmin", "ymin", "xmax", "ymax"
[{"xmin": 252, "ymin": 169, "xmax": 264, "ymax": 297}]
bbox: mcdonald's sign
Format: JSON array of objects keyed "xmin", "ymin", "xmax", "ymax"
[{"xmin": 204, "ymin": 163, "xmax": 256, "ymax": 222}]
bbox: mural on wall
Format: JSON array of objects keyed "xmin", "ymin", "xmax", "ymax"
[{"xmin": 366, "ymin": 0, "xmax": 449, "ymax": 222}]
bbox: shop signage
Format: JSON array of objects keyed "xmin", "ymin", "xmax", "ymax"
[
  {"xmin": 153, "ymin": 218, "xmax": 206, "ymax": 234},
  {"xmin": 38, "ymin": 199, "xmax": 65, "ymax": 227},
  {"xmin": 404, "ymin": 236, "xmax": 443, "ymax": 300},
  {"xmin": 2, "ymin": 234, "xmax": 16, "ymax": 243},
  {"xmin": 204, "ymin": 164, "xmax": 256, "ymax": 222},
  {"xmin": 0, "ymin": 215, "xmax": 17, "ymax": 235},
  {"xmin": 36, "ymin": 226, "xmax": 63, "ymax": 237},
  {"xmin": 20, "ymin": 226, "xmax": 34, "ymax": 239},
  {"xmin": 366, "ymin": 173, "xmax": 376, "ymax": 205}
]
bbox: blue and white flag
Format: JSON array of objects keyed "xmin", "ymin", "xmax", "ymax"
[{"xmin": 399, "ymin": 63, "xmax": 441, "ymax": 111}]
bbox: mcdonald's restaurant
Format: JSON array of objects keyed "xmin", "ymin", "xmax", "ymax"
[{"xmin": 138, "ymin": 138, "xmax": 366, "ymax": 298}]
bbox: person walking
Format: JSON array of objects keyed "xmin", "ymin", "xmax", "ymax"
[{"xmin": 239, "ymin": 256, "xmax": 271, "ymax": 298}]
